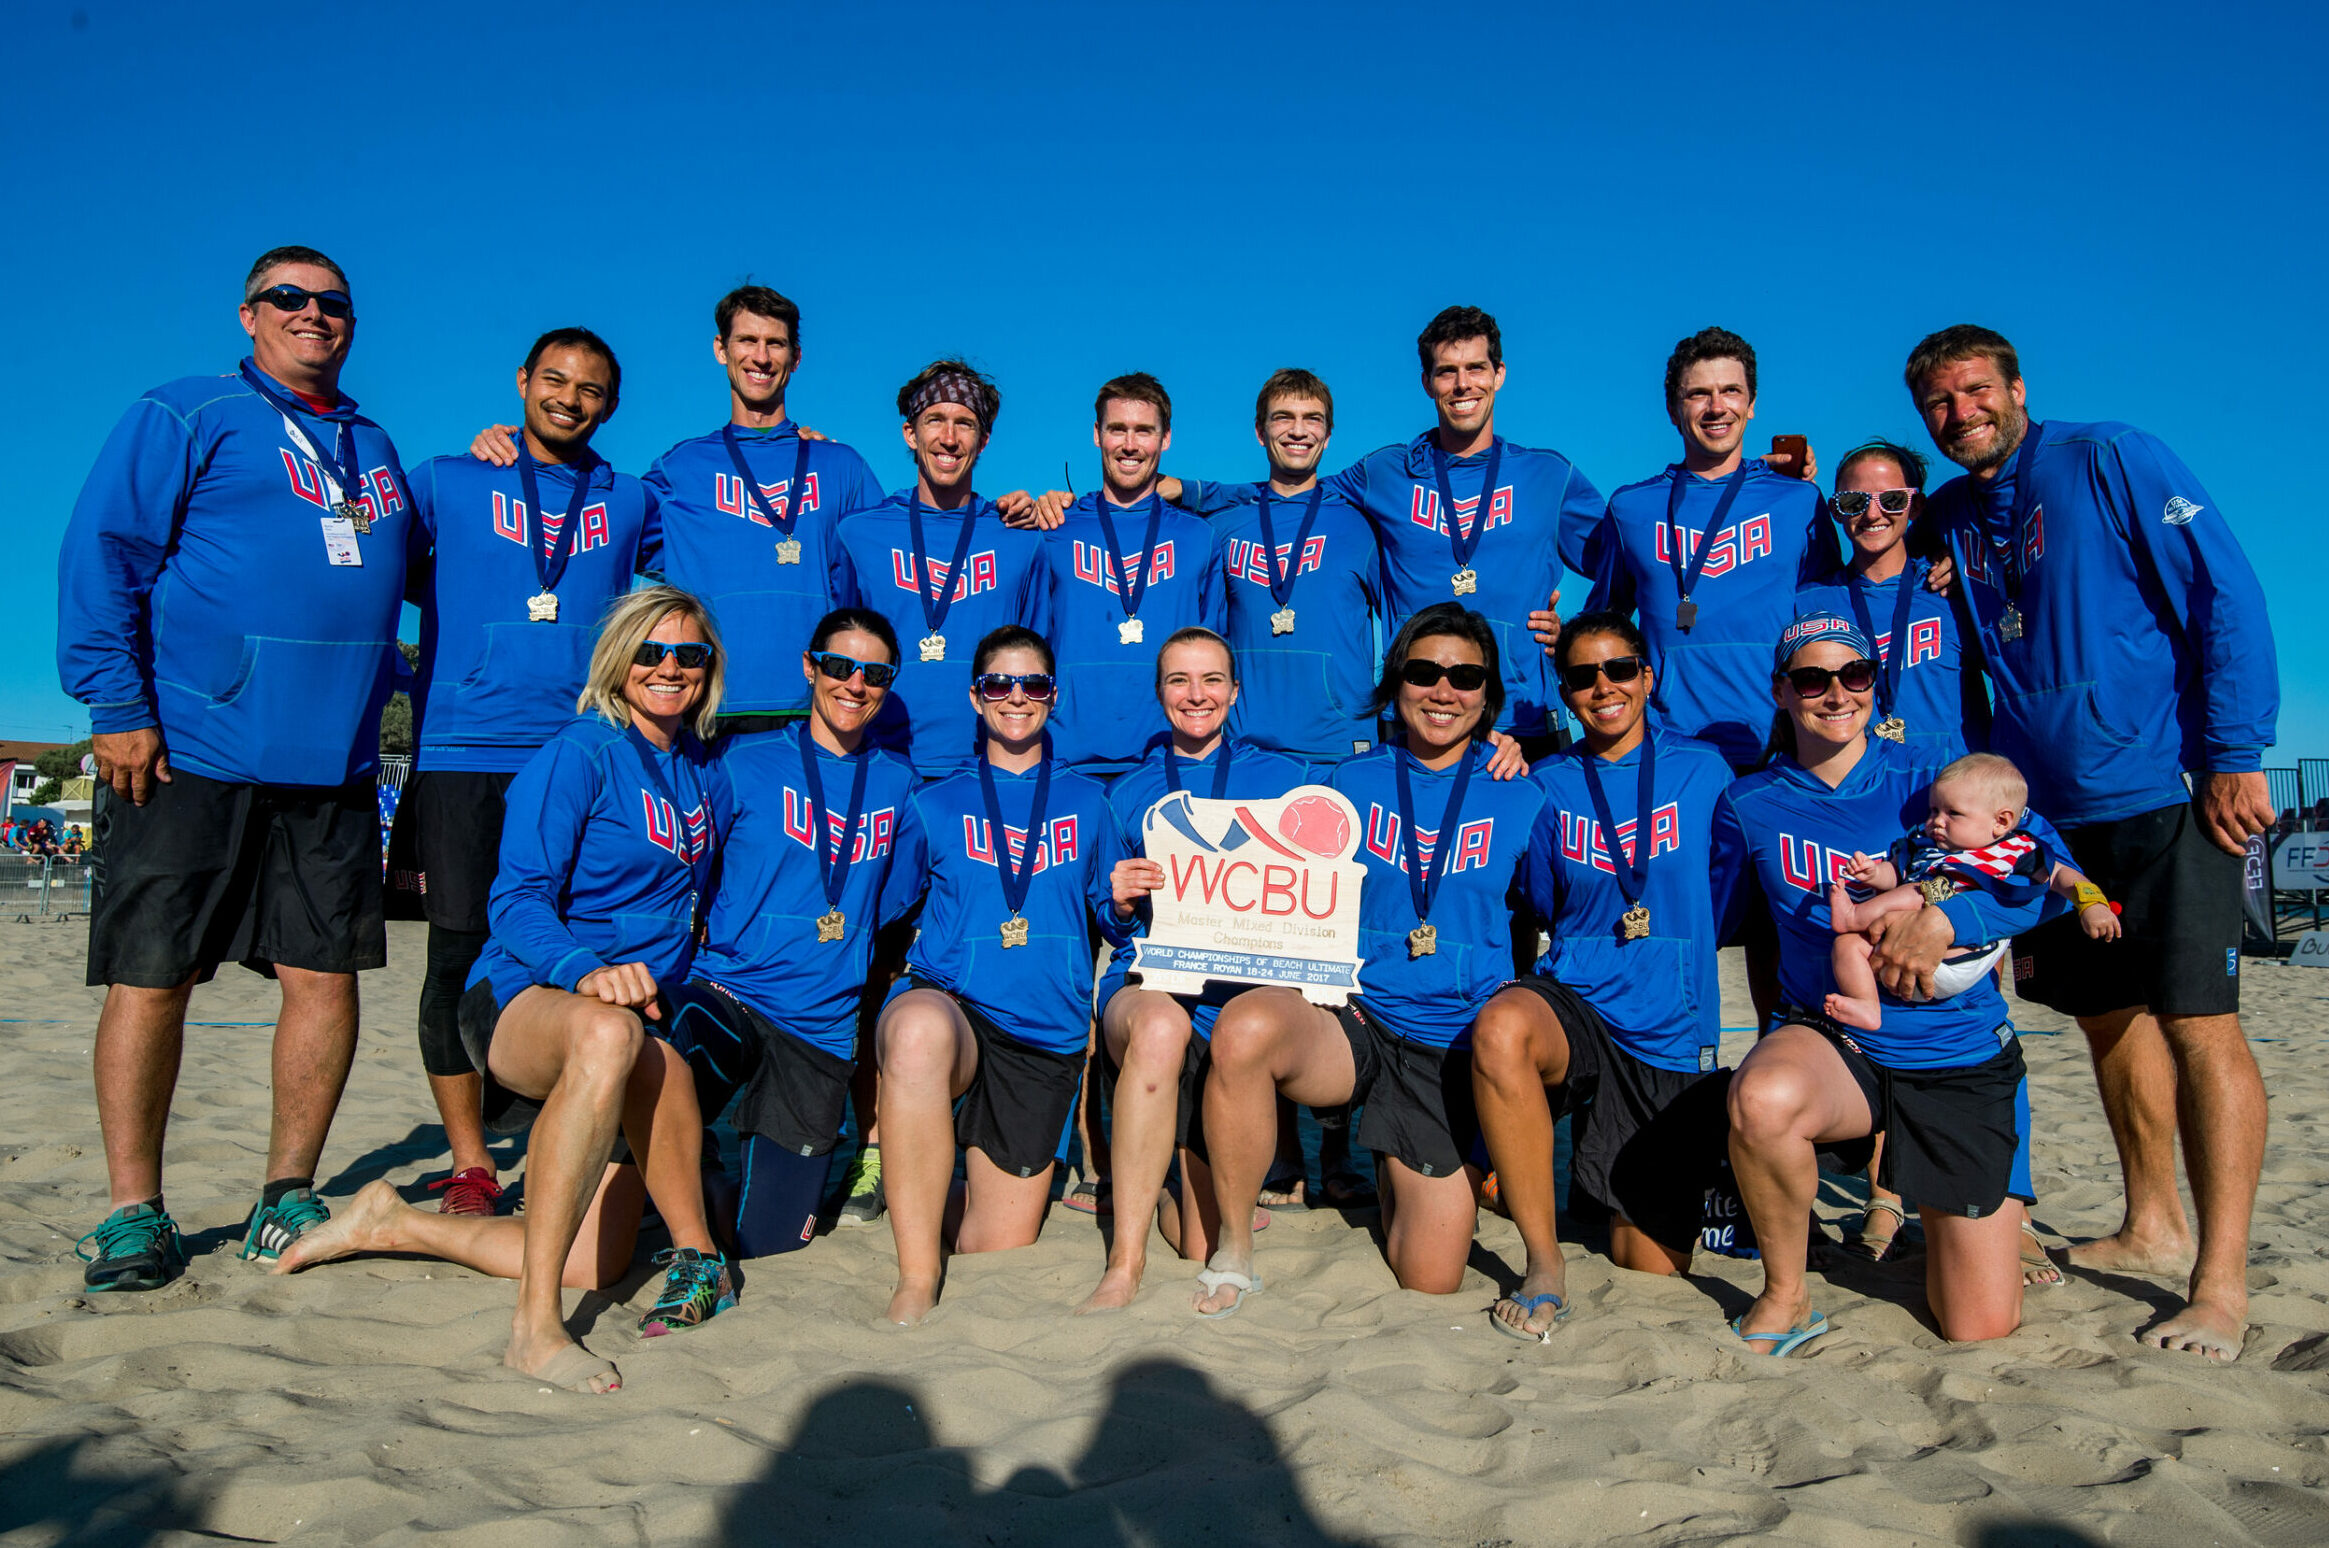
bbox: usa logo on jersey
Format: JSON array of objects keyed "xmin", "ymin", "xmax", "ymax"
[
  {"xmin": 282, "ymin": 453, "xmax": 403, "ymax": 526},
  {"xmin": 1557, "ymin": 801, "xmax": 1683, "ymax": 874},
  {"xmin": 1362, "ymin": 804, "xmax": 1495, "ymax": 875},
  {"xmin": 643, "ymin": 794, "xmax": 712, "ymax": 862},
  {"xmin": 963, "ymin": 814, "xmax": 1081, "ymax": 873},
  {"xmin": 491, "ymin": 491, "xmax": 613, "ymax": 555},
  {"xmin": 1408, "ymin": 484, "xmax": 1515, "ymax": 540},
  {"xmin": 783, "ymin": 791, "xmax": 900, "ymax": 863}
]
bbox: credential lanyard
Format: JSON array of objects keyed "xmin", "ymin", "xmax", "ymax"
[
  {"xmin": 796, "ymin": 725, "xmax": 872, "ymax": 916},
  {"xmin": 721, "ymin": 424, "xmax": 815, "ymax": 539},
  {"xmin": 1576, "ymin": 732, "xmax": 1657, "ymax": 913},
  {"xmin": 1094, "ymin": 494, "xmax": 1164, "ymax": 619},
  {"xmin": 977, "ymin": 738, "xmax": 1054, "ymax": 921},
  {"xmin": 907, "ymin": 492, "xmax": 982, "ymax": 640},
  {"xmin": 1843, "ymin": 565, "xmax": 1919, "ymax": 718},
  {"xmin": 1429, "ymin": 438, "xmax": 1503, "ymax": 573},
  {"xmin": 1663, "ymin": 460, "xmax": 1751, "ymax": 614},
  {"xmin": 1394, "ymin": 744, "xmax": 1476, "ymax": 927},
  {"xmin": 240, "ymin": 362, "xmax": 361, "ymax": 510},
  {"xmin": 516, "ymin": 440, "xmax": 589, "ymax": 598},
  {"xmin": 1252, "ymin": 484, "xmax": 1325, "ymax": 610}
]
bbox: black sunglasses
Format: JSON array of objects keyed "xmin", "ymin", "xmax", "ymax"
[
  {"xmin": 633, "ymin": 641, "xmax": 715, "ymax": 670},
  {"xmin": 248, "ymin": 283, "xmax": 355, "ymax": 321},
  {"xmin": 808, "ymin": 650, "xmax": 897, "ymax": 688},
  {"xmin": 1779, "ymin": 659, "xmax": 1879, "ymax": 696},
  {"xmin": 975, "ymin": 671, "xmax": 1057, "ymax": 701},
  {"xmin": 1398, "ymin": 659, "xmax": 1490, "ymax": 692},
  {"xmin": 1831, "ymin": 489, "xmax": 1914, "ymax": 518},
  {"xmin": 1559, "ymin": 655, "xmax": 1648, "ymax": 694}
]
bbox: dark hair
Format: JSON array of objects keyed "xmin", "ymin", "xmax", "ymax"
[
  {"xmin": 1254, "ymin": 368, "xmax": 1334, "ymax": 432},
  {"xmin": 1904, "ymin": 324, "xmax": 2021, "ymax": 397},
  {"xmin": 810, "ymin": 605, "xmax": 900, "ymax": 662},
  {"xmin": 896, "ymin": 358, "xmax": 1001, "ymax": 429},
  {"xmin": 715, "ymin": 284, "xmax": 801, "ymax": 346},
  {"xmin": 1371, "ymin": 603, "xmax": 1504, "ymax": 737},
  {"xmin": 1552, "ymin": 609, "xmax": 1650, "ymax": 674},
  {"xmin": 522, "ymin": 327, "xmax": 622, "ymax": 408},
  {"xmin": 1155, "ymin": 626, "xmax": 1237, "ymax": 689},
  {"xmin": 244, "ymin": 245, "xmax": 347, "ymax": 301},
  {"xmin": 973, "ymin": 624, "xmax": 1054, "ymax": 676},
  {"xmin": 1664, "ymin": 326, "xmax": 1756, "ymax": 411},
  {"xmin": 1416, "ymin": 305, "xmax": 1502, "ymax": 374},
  {"xmin": 1831, "ymin": 437, "xmax": 1927, "ymax": 493},
  {"xmin": 1094, "ymin": 372, "xmax": 1171, "ymax": 431}
]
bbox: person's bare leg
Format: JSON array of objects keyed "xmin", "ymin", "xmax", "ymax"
[
  {"xmin": 622, "ymin": 1038, "xmax": 716, "ymax": 1254},
  {"xmin": 1608, "ymin": 1217, "xmax": 1693, "ymax": 1276},
  {"xmin": 1378, "ymin": 1159, "xmax": 1481, "ymax": 1294},
  {"xmin": 2142, "ymin": 1011, "xmax": 2264, "ymax": 1360},
  {"xmin": 955, "ymin": 1148, "xmax": 1055, "ymax": 1255},
  {"xmin": 1161, "ymin": 1148, "xmax": 1226, "ymax": 1263},
  {"xmin": 1727, "ymin": 1026, "xmax": 1873, "ymax": 1338},
  {"xmin": 1470, "ymin": 986, "xmax": 1571, "ymax": 1333},
  {"xmin": 428, "ymin": 1072, "xmax": 497, "ymax": 1179},
  {"xmin": 1194, "ymin": 989, "xmax": 1355, "ymax": 1314},
  {"xmin": 875, "ymin": 990, "xmax": 977, "ymax": 1325},
  {"xmin": 275, "ymin": 1161, "xmax": 642, "ymax": 1287},
  {"xmin": 2065, "ymin": 1008, "xmax": 2197, "ymax": 1277},
  {"xmin": 1079, "ymin": 991, "xmax": 1189, "ymax": 1314},
  {"xmin": 93, "ymin": 979, "xmax": 195, "ymax": 1206},
  {"xmin": 1260, "ymin": 1096, "xmax": 1307, "ymax": 1207},
  {"xmin": 266, "ymin": 966, "xmax": 360, "ymax": 1184},
  {"xmin": 1074, "ymin": 1020, "xmax": 1111, "ymax": 1187},
  {"xmin": 1923, "ymin": 1200, "xmax": 2024, "ymax": 1342},
  {"xmin": 1824, "ymin": 933, "xmax": 1887, "ymax": 1031}
]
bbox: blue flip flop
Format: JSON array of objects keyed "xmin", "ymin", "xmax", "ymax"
[
  {"xmin": 1493, "ymin": 1291, "xmax": 1570, "ymax": 1342},
  {"xmin": 1731, "ymin": 1309, "xmax": 1829, "ymax": 1356}
]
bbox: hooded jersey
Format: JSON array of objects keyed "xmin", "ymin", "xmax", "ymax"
[
  {"xmin": 1205, "ymin": 485, "xmax": 1383, "ymax": 763},
  {"xmin": 641, "ymin": 422, "xmax": 883, "ymax": 716},
  {"xmin": 1794, "ymin": 557, "xmax": 1984, "ymax": 758},
  {"xmin": 1523, "ymin": 727, "xmax": 1735, "ymax": 1073},
  {"xmin": 833, "ymin": 494, "xmax": 1049, "ymax": 778},
  {"xmin": 900, "ymin": 760, "xmax": 1132, "ymax": 1054},
  {"xmin": 58, "ymin": 360, "xmax": 411, "ymax": 785},
  {"xmin": 1096, "ymin": 736, "xmax": 1310, "ymax": 1037},
  {"xmin": 1585, "ymin": 460, "xmax": 1839, "ymax": 769},
  {"xmin": 1927, "ymin": 420, "xmax": 2277, "ymax": 827},
  {"xmin": 1035, "ymin": 495, "xmax": 1223, "ymax": 775},
  {"xmin": 691, "ymin": 729, "xmax": 924, "ymax": 1058},
  {"xmin": 1331, "ymin": 741, "xmax": 1549, "ymax": 1049},
  {"xmin": 1709, "ymin": 736, "xmax": 2065, "ymax": 1069},
  {"xmin": 470, "ymin": 717, "xmax": 726, "ymax": 1007},
  {"xmin": 406, "ymin": 452, "xmax": 658, "ymax": 773}
]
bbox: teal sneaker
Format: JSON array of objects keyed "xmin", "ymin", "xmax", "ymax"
[
  {"xmin": 637, "ymin": 1247, "xmax": 735, "ymax": 1336},
  {"xmin": 239, "ymin": 1187, "xmax": 330, "ymax": 1261},
  {"xmin": 836, "ymin": 1144, "xmax": 885, "ymax": 1227},
  {"xmin": 76, "ymin": 1202, "xmax": 188, "ymax": 1291}
]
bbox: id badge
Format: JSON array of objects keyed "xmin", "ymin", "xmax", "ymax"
[{"xmin": 321, "ymin": 516, "xmax": 363, "ymax": 566}]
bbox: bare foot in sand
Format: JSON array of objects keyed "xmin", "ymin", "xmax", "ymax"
[
  {"xmin": 269, "ymin": 1179, "xmax": 408, "ymax": 1273},
  {"xmin": 2065, "ymin": 1226, "xmax": 2195, "ymax": 1280},
  {"xmin": 1492, "ymin": 1258, "xmax": 1571, "ymax": 1337},
  {"xmin": 1075, "ymin": 1263, "xmax": 1143, "ymax": 1316},
  {"xmin": 508, "ymin": 1325, "xmax": 619, "ymax": 1393},
  {"xmin": 2140, "ymin": 1298, "xmax": 2247, "ymax": 1363},
  {"xmin": 887, "ymin": 1274, "xmax": 940, "ymax": 1326}
]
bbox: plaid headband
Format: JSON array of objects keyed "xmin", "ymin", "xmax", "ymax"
[
  {"xmin": 905, "ymin": 370, "xmax": 998, "ymax": 430},
  {"xmin": 1772, "ymin": 611, "xmax": 1875, "ymax": 674}
]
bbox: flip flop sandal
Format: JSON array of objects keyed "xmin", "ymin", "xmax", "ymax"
[
  {"xmin": 1731, "ymin": 1310, "xmax": 1829, "ymax": 1357},
  {"xmin": 1062, "ymin": 1177, "xmax": 1112, "ymax": 1218},
  {"xmin": 1492, "ymin": 1291, "xmax": 1569, "ymax": 1343},
  {"xmin": 1852, "ymin": 1199, "xmax": 1909, "ymax": 1262},
  {"xmin": 1257, "ymin": 1170, "xmax": 1310, "ymax": 1212},
  {"xmin": 530, "ymin": 1343, "xmax": 621, "ymax": 1394},
  {"xmin": 1194, "ymin": 1268, "xmax": 1262, "ymax": 1320},
  {"xmin": 2021, "ymin": 1225, "xmax": 2066, "ymax": 1288}
]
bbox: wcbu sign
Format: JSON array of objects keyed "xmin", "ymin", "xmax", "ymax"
[
  {"xmin": 1132, "ymin": 785, "xmax": 1367, "ymax": 1005},
  {"xmin": 2291, "ymin": 930, "xmax": 2329, "ymax": 969}
]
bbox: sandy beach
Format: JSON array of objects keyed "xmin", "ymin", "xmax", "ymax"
[{"xmin": 4, "ymin": 916, "xmax": 2327, "ymax": 1545}]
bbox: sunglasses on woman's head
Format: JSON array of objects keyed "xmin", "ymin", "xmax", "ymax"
[
  {"xmin": 632, "ymin": 640, "xmax": 714, "ymax": 670},
  {"xmin": 1558, "ymin": 655, "xmax": 1647, "ymax": 694},
  {"xmin": 1398, "ymin": 658, "xmax": 1490, "ymax": 692},
  {"xmin": 808, "ymin": 651, "xmax": 897, "ymax": 688},
  {"xmin": 1779, "ymin": 659, "xmax": 1879, "ymax": 696},
  {"xmin": 1831, "ymin": 489, "xmax": 1914, "ymax": 518},
  {"xmin": 975, "ymin": 671, "xmax": 1057, "ymax": 701}
]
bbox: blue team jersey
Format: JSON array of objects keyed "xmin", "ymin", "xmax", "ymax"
[
  {"xmin": 406, "ymin": 452, "xmax": 658, "ymax": 773},
  {"xmin": 1096, "ymin": 736, "xmax": 1310, "ymax": 1038},
  {"xmin": 641, "ymin": 422, "xmax": 883, "ymax": 717},
  {"xmin": 1332, "ymin": 742, "xmax": 1549, "ymax": 1049},
  {"xmin": 1524, "ymin": 728, "xmax": 1735, "ymax": 1073},
  {"xmin": 1709, "ymin": 736, "xmax": 2065, "ymax": 1069},
  {"xmin": 470, "ymin": 717, "xmax": 727, "ymax": 1008},
  {"xmin": 1928, "ymin": 420, "xmax": 2277, "ymax": 827},
  {"xmin": 691, "ymin": 729, "xmax": 924, "ymax": 1059},
  {"xmin": 1206, "ymin": 485, "xmax": 1383, "ymax": 763},
  {"xmin": 1585, "ymin": 460, "xmax": 1839, "ymax": 769},
  {"xmin": 58, "ymin": 360, "xmax": 412, "ymax": 786},
  {"xmin": 899, "ymin": 760, "xmax": 1132, "ymax": 1055},
  {"xmin": 1036, "ymin": 494, "xmax": 1223, "ymax": 775},
  {"xmin": 1794, "ymin": 557, "xmax": 1982, "ymax": 759},
  {"xmin": 833, "ymin": 494, "xmax": 1049, "ymax": 778}
]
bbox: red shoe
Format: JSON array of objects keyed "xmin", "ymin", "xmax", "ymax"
[{"xmin": 429, "ymin": 1167, "xmax": 504, "ymax": 1216}]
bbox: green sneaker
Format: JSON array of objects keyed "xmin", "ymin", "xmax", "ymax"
[
  {"xmin": 837, "ymin": 1144, "xmax": 884, "ymax": 1227},
  {"xmin": 239, "ymin": 1187, "xmax": 330, "ymax": 1261},
  {"xmin": 76, "ymin": 1202, "xmax": 188, "ymax": 1291},
  {"xmin": 638, "ymin": 1247, "xmax": 735, "ymax": 1336}
]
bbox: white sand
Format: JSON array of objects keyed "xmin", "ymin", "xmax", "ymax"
[{"xmin": 4, "ymin": 917, "xmax": 2328, "ymax": 1545}]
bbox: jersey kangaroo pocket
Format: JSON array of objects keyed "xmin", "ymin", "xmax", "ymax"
[
  {"xmin": 452, "ymin": 623, "xmax": 596, "ymax": 745},
  {"xmin": 1995, "ymin": 680, "xmax": 2135, "ymax": 775},
  {"xmin": 185, "ymin": 636, "xmax": 388, "ymax": 784}
]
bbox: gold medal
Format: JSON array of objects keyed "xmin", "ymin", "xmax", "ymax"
[
  {"xmin": 919, "ymin": 634, "xmax": 946, "ymax": 663},
  {"xmin": 527, "ymin": 591, "xmax": 559, "ymax": 623},
  {"xmin": 1874, "ymin": 715, "xmax": 1907, "ymax": 743},
  {"xmin": 816, "ymin": 908, "xmax": 845, "ymax": 943},
  {"xmin": 335, "ymin": 500, "xmax": 371, "ymax": 534},
  {"xmin": 775, "ymin": 538, "xmax": 803, "ymax": 564},
  {"xmin": 1270, "ymin": 606, "xmax": 1296, "ymax": 636},
  {"xmin": 1000, "ymin": 914, "xmax": 1030, "ymax": 948},
  {"xmin": 1999, "ymin": 603, "xmax": 2023, "ymax": 641},
  {"xmin": 1621, "ymin": 903, "xmax": 1651, "ymax": 941},
  {"xmin": 1451, "ymin": 568, "xmax": 1477, "ymax": 597},
  {"xmin": 1407, "ymin": 922, "xmax": 1438, "ymax": 958},
  {"xmin": 1118, "ymin": 617, "xmax": 1144, "ymax": 645}
]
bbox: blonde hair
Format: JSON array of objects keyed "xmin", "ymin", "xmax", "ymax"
[
  {"xmin": 576, "ymin": 586, "xmax": 725, "ymax": 740},
  {"xmin": 1935, "ymin": 751, "xmax": 2027, "ymax": 813}
]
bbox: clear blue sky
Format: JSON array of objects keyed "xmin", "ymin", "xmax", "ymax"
[{"xmin": 8, "ymin": 2, "xmax": 2322, "ymax": 762}]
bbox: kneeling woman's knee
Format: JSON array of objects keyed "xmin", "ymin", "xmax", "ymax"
[
  {"xmin": 1727, "ymin": 1065, "xmax": 1808, "ymax": 1146},
  {"xmin": 877, "ymin": 997, "xmax": 959, "ymax": 1083},
  {"xmin": 1469, "ymin": 995, "xmax": 1539, "ymax": 1078},
  {"xmin": 1207, "ymin": 990, "xmax": 1295, "ymax": 1072}
]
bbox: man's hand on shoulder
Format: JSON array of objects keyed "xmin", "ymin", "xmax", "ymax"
[
  {"xmin": 470, "ymin": 424, "xmax": 519, "ymax": 467},
  {"xmin": 1003, "ymin": 490, "xmax": 1075, "ymax": 531}
]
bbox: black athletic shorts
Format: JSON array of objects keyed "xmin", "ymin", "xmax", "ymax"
[
  {"xmin": 391, "ymin": 770, "xmax": 517, "ymax": 933},
  {"xmin": 726, "ymin": 991, "xmax": 852, "ymax": 1158},
  {"xmin": 1098, "ymin": 985, "xmax": 1215, "ymax": 1156},
  {"xmin": 2014, "ymin": 799, "xmax": 2242, "ymax": 1019},
  {"xmin": 1795, "ymin": 1013, "xmax": 2030, "ymax": 1218},
  {"xmin": 1334, "ymin": 998, "xmax": 1478, "ymax": 1179},
  {"xmin": 902, "ymin": 976, "xmax": 1084, "ymax": 1179},
  {"xmin": 1509, "ymin": 976, "xmax": 1730, "ymax": 1254},
  {"xmin": 87, "ymin": 770, "xmax": 386, "ymax": 988}
]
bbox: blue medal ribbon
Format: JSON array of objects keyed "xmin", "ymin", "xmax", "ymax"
[
  {"xmin": 1160, "ymin": 735, "xmax": 1234, "ymax": 799},
  {"xmin": 1252, "ymin": 483, "xmax": 1325, "ymax": 611},
  {"xmin": 796, "ymin": 724, "xmax": 872, "ymax": 922},
  {"xmin": 907, "ymin": 492, "xmax": 982, "ymax": 641},
  {"xmin": 1393, "ymin": 743, "xmax": 1476, "ymax": 932},
  {"xmin": 1428, "ymin": 437, "xmax": 1503, "ymax": 574},
  {"xmin": 239, "ymin": 361, "xmax": 362, "ymax": 513},
  {"xmin": 515, "ymin": 439, "xmax": 590, "ymax": 600},
  {"xmin": 720, "ymin": 424, "xmax": 815, "ymax": 540},
  {"xmin": 1843, "ymin": 562, "xmax": 1919, "ymax": 720},
  {"xmin": 1662, "ymin": 460, "xmax": 1752, "ymax": 628},
  {"xmin": 977, "ymin": 735, "xmax": 1055, "ymax": 924},
  {"xmin": 624, "ymin": 726, "xmax": 718, "ymax": 910},
  {"xmin": 1575, "ymin": 730, "xmax": 1657, "ymax": 934},
  {"xmin": 1093, "ymin": 493, "xmax": 1165, "ymax": 622}
]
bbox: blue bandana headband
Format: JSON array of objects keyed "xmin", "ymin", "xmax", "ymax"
[{"xmin": 1772, "ymin": 611, "xmax": 1875, "ymax": 675}]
